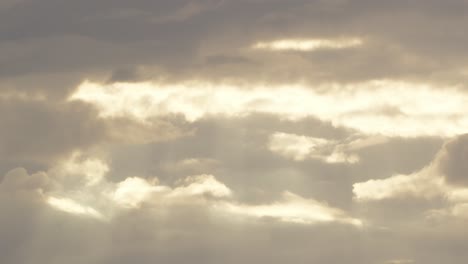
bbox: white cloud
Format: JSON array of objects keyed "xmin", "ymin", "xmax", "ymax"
[
  {"xmin": 268, "ymin": 132, "xmax": 359, "ymax": 163},
  {"xmin": 111, "ymin": 177, "xmax": 169, "ymax": 208},
  {"xmin": 48, "ymin": 152, "xmax": 109, "ymax": 187},
  {"xmin": 353, "ymin": 135, "xmax": 468, "ymax": 203},
  {"xmin": 268, "ymin": 132, "xmax": 328, "ymax": 161},
  {"xmin": 352, "ymin": 168, "xmax": 445, "ymax": 201},
  {"xmin": 70, "ymin": 80, "xmax": 468, "ymax": 137},
  {"xmin": 47, "ymin": 196, "xmax": 103, "ymax": 219},
  {"xmin": 169, "ymin": 174, "xmax": 233, "ymax": 198},
  {"xmin": 222, "ymin": 191, "xmax": 363, "ymax": 226},
  {"xmin": 352, "ymin": 166, "xmax": 468, "ymax": 204},
  {"xmin": 6, "ymin": 154, "xmax": 360, "ymax": 226},
  {"xmin": 353, "ymin": 134, "xmax": 468, "ymax": 224},
  {"xmin": 108, "ymin": 174, "xmax": 361, "ymax": 226},
  {"xmin": 252, "ymin": 38, "xmax": 363, "ymax": 51}
]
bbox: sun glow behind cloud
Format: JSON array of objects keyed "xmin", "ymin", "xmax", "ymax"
[{"xmin": 70, "ymin": 80, "xmax": 468, "ymax": 137}]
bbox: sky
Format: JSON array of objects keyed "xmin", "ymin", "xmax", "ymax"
[{"xmin": 1, "ymin": 0, "xmax": 468, "ymax": 263}]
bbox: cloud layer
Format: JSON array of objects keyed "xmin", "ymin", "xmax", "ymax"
[{"xmin": 2, "ymin": 0, "xmax": 468, "ymax": 263}]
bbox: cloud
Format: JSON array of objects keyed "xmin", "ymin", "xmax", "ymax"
[
  {"xmin": 353, "ymin": 134, "xmax": 468, "ymax": 201},
  {"xmin": 353, "ymin": 134, "xmax": 468, "ymax": 226},
  {"xmin": 47, "ymin": 196, "xmax": 104, "ymax": 219},
  {"xmin": 222, "ymin": 191, "xmax": 362, "ymax": 226},
  {"xmin": 111, "ymin": 174, "xmax": 232, "ymax": 208},
  {"xmin": 0, "ymin": 96, "xmax": 190, "ymax": 178},
  {"xmin": 436, "ymin": 134, "xmax": 468, "ymax": 186},
  {"xmin": 70, "ymin": 80, "xmax": 468, "ymax": 137},
  {"xmin": 268, "ymin": 132, "xmax": 360, "ymax": 163},
  {"xmin": 353, "ymin": 169, "xmax": 444, "ymax": 201},
  {"xmin": 104, "ymin": 116, "xmax": 191, "ymax": 144},
  {"xmin": 385, "ymin": 260, "xmax": 415, "ymax": 264},
  {"xmin": 0, "ymin": 132, "xmax": 463, "ymax": 264},
  {"xmin": 1, "ymin": 0, "xmax": 468, "ymax": 99},
  {"xmin": 101, "ymin": 113, "xmax": 444, "ymax": 214},
  {"xmin": 0, "ymin": 0, "xmax": 468, "ymax": 95},
  {"xmin": 111, "ymin": 177, "xmax": 168, "ymax": 208},
  {"xmin": 252, "ymin": 37, "xmax": 364, "ymax": 51},
  {"xmin": 0, "ymin": 167, "xmax": 50, "ymax": 194},
  {"xmin": 4, "ymin": 0, "xmax": 468, "ymax": 263},
  {"xmin": 1, "ymin": 152, "xmax": 361, "ymax": 227},
  {"xmin": 0, "ymin": 99, "xmax": 106, "ymax": 165}
]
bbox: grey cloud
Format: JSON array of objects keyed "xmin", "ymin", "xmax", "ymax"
[
  {"xmin": 0, "ymin": 166, "xmax": 367, "ymax": 264},
  {"xmin": 106, "ymin": 114, "xmax": 353, "ymax": 200},
  {"xmin": 0, "ymin": 99, "xmax": 106, "ymax": 169},
  {"xmin": 107, "ymin": 66, "xmax": 143, "ymax": 83},
  {"xmin": 105, "ymin": 116, "xmax": 192, "ymax": 145},
  {"xmin": 0, "ymin": 138, "xmax": 465, "ymax": 264},
  {"xmin": 2, "ymin": 0, "xmax": 468, "ymax": 90},
  {"xmin": 0, "ymin": 97, "xmax": 189, "ymax": 176},
  {"xmin": 0, "ymin": 72, "xmax": 83, "ymax": 100},
  {"xmin": 0, "ymin": 168, "xmax": 465, "ymax": 264},
  {"xmin": 0, "ymin": 168, "xmax": 389, "ymax": 264},
  {"xmin": 0, "ymin": 167, "xmax": 50, "ymax": 192},
  {"xmin": 437, "ymin": 134, "xmax": 468, "ymax": 186},
  {"xmin": 2, "ymin": 1, "xmax": 468, "ymax": 263},
  {"xmin": 354, "ymin": 136, "xmax": 443, "ymax": 181},
  {"xmin": 105, "ymin": 114, "xmax": 443, "ymax": 210}
]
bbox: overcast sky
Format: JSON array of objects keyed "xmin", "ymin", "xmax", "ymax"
[{"xmin": 2, "ymin": 1, "xmax": 468, "ymax": 263}]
